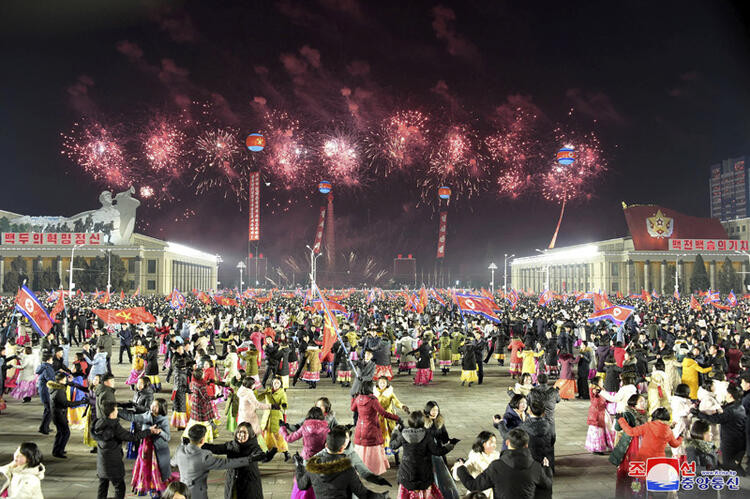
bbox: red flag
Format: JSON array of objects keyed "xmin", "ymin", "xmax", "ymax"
[
  {"xmin": 312, "ymin": 206, "xmax": 326, "ymax": 254},
  {"xmin": 132, "ymin": 287, "xmax": 140, "ymax": 298},
  {"xmin": 455, "ymin": 293, "xmax": 500, "ymax": 322},
  {"xmin": 593, "ymin": 292, "xmax": 613, "ymax": 313},
  {"xmin": 50, "ymin": 292, "xmax": 65, "ymax": 323},
  {"xmin": 690, "ymin": 295, "xmax": 701, "ymax": 311},
  {"xmin": 15, "ymin": 286, "xmax": 53, "ymax": 335},
  {"xmin": 197, "ymin": 291, "xmax": 211, "ymax": 305},
  {"xmin": 120, "ymin": 290, "xmax": 125, "ymax": 301},
  {"xmin": 214, "ymin": 296, "xmax": 238, "ymax": 307},
  {"xmin": 622, "ymin": 203, "xmax": 727, "ymax": 251},
  {"xmin": 92, "ymin": 307, "xmax": 156, "ymax": 324},
  {"xmin": 320, "ymin": 311, "xmax": 338, "ymax": 361},
  {"xmin": 417, "ymin": 287, "xmax": 428, "ymax": 314},
  {"xmin": 98, "ymin": 291, "xmax": 110, "ymax": 304}
]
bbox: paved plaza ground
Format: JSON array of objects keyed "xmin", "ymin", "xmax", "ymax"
[{"xmin": 1, "ymin": 347, "xmax": 749, "ymax": 498}]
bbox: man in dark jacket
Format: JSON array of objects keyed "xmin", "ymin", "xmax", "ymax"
[
  {"xmin": 296, "ymin": 426, "xmax": 386, "ymax": 499},
  {"xmin": 93, "ymin": 401, "xmax": 156, "ymax": 499},
  {"xmin": 691, "ymin": 383, "xmax": 747, "ymax": 474},
  {"xmin": 49, "ymin": 372, "xmax": 87, "ymax": 458},
  {"xmin": 36, "ymin": 353, "xmax": 56, "ymax": 434},
  {"xmin": 96, "ymin": 329, "xmax": 114, "ymax": 374},
  {"xmin": 527, "ymin": 374, "xmax": 561, "ymax": 435},
  {"xmin": 455, "ymin": 427, "xmax": 552, "ymax": 499},
  {"xmin": 95, "ymin": 373, "xmax": 117, "ymax": 421},
  {"xmin": 740, "ymin": 373, "xmax": 750, "ymax": 464},
  {"xmin": 520, "ymin": 400, "xmax": 556, "ymax": 479},
  {"xmin": 117, "ymin": 326, "xmax": 133, "ymax": 364}
]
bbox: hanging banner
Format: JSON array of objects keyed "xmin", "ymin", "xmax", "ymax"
[
  {"xmin": 248, "ymin": 171, "xmax": 260, "ymax": 241},
  {"xmin": 312, "ymin": 206, "xmax": 326, "ymax": 254},
  {"xmin": 436, "ymin": 211, "xmax": 447, "ymax": 258}
]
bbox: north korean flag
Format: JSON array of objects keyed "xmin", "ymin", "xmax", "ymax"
[
  {"xmin": 727, "ymin": 290, "xmax": 738, "ymax": 307},
  {"xmin": 505, "ymin": 289, "xmax": 519, "ymax": 310},
  {"xmin": 703, "ymin": 290, "xmax": 719, "ymax": 304},
  {"xmin": 538, "ymin": 289, "xmax": 553, "ymax": 307},
  {"xmin": 169, "ymin": 289, "xmax": 186, "ymax": 310},
  {"xmin": 15, "ymin": 285, "xmax": 53, "ymax": 336},
  {"xmin": 455, "ymin": 293, "xmax": 500, "ymax": 323},
  {"xmin": 313, "ymin": 299, "xmax": 348, "ymax": 315},
  {"xmin": 587, "ymin": 304, "xmax": 634, "ymax": 326}
]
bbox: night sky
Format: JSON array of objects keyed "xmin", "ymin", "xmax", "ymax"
[{"xmin": 2, "ymin": 0, "xmax": 750, "ymax": 286}]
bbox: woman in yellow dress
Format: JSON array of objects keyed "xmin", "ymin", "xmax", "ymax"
[
  {"xmin": 519, "ymin": 343, "xmax": 545, "ymax": 384},
  {"xmin": 259, "ymin": 376, "xmax": 290, "ymax": 461},
  {"xmin": 374, "ymin": 376, "xmax": 409, "ymax": 461},
  {"xmin": 681, "ymin": 350, "xmax": 712, "ymax": 399}
]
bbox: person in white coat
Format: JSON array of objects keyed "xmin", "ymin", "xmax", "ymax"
[{"xmin": 0, "ymin": 442, "xmax": 45, "ymax": 499}]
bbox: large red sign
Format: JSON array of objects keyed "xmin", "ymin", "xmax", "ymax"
[
  {"xmin": 248, "ymin": 171, "xmax": 260, "ymax": 241},
  {"xmin": 669, "ymin": 238, "xmax": 748, "ymax": 252},
  {"xmin": 622, "ymin": 204, "xmax": 727, "ymax": 251},
  {"xmin": 436, "ymin": 211, "xmax": 447, "ymax": 259},
  {"xmin": 2, "ymin": 232, "xmax": 102, "ymax": 246}
]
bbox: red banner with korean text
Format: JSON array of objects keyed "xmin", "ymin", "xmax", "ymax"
[
  {"xmin": 436, "ymin": 211, "xmax": 447, "ymax": 259},
  {"xmin": 312, "ymin": 206, "xmax": 326, "ymax": 254},
  {"xmin": 622, "ymin": 203, "xmax": 727, "ymax": 251},
  {"xmin": 2, "ymin": 232, "xmax": 102, "ymax": 246},
  {"xmin": 668, "ymin": 238, "xmax": 748, "ymax": 252},
  {"xmin": 248, "ymin": 171, "xmax": 260, "ymax": 241}
]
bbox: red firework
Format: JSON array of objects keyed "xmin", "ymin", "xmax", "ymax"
[
  {"xmin": 367, "ymin": 110, "xmax": 429, "ymax": 174},
  {"xmin": 423, "ymin": 123, "xmax": 482, "ymax": 201},
  {"xmin": 61, "ymin": 122, "xmax": 131, "ymax": 189},
  {"xmin": 193, "ymin": 128, "xmax": 244, "ymax": 199},
  {"xmin": 142, "ymin": 119, "xmax": 186, "ymax": 172},
  {"xmin": 320, "ymin": 131, "xmax": 360, "ymax": 186},
  {"xmin": 260, "ymin": 111, "xmax": 311, "ymax": 188}
]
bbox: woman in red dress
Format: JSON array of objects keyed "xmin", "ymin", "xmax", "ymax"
[{"xmin": 351, "ymin": 380, "xmax": 399, "ymax": 475}]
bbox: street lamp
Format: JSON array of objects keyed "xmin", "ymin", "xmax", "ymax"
[
  {"xmin": 488, "ymin": 262, "xmax": 498, "ymax": 294},
  {"xmin": 306, "ymin": 245, "xmax": 322, "ymax": 285},
  {"xmin": 65, "ymin": 243, "xmax": 84, "ymax": 338},
  {"xmin": 236, "ymin": 261, "xmax": 246, "ymax": 294},
  {"xmin": 99, "ymin": 248, "xmax": 112, "ymax": 294},
  {"xmin": 503, "ymin": 253, "xmax": 515, "ymax": 293},
  {"xmin": 535, "ymin": 248, "xmax": 550, "ymax": 291}
]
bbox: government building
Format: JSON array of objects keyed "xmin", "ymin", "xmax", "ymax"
[
  {"xmin": 0, "ymin": 188, "xmax": 219, "ymax": 295},
  {"xmin": 511, "ymin": 203, "xmax": 750, "ymax": 294}
]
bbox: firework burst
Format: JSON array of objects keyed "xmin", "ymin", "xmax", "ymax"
[
  {"xmin": 366, "ymin": 110, "xmax": 429, "ymax": 175},
  {"xmin": 259, "ymin": 111, "xmax": 311, "ymax": 188},
  {"xmin": 320, "ymin": 131, "xmax": 361, "ymax": 186},
  {"xmin": 542, "ymin": 131, "xmax": 606, "ymax": 203},
  {"xmin": 61, "ymin": 121, "xmax": 132, "ymax": 189},
  {"xmin": 193, "ymin": 128, "xmax": 245, "ymax": 199},
  {"xmin": 142, "ymin": 119, "xmax": 187, "ymax": 173},
  {"xmin": 422, "ymin": 123, "xmax": 483, "ymax": 202}
]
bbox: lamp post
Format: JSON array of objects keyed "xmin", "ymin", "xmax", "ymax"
[
  {"xmin": 488, "ymin": 262, "xmax": 497, "ymax": 294},
  {"xmin": 503, "ymin": 253, "xmax": 515, "ymax": 293},
  {"xmin": 306, "ymin": 245, "xmax": 321, "ymax": 285},
  {"xmin": 236, "ymin": 261, "xmax": 246, "ymax": 294},
  {"xmin": 99, "ymin": 249, "xmax": 112, "ymax": 294},
  {"xmin": 215, "ymin": 255, "xmax": 223, "ymax": 291},
  {"xmin": 65, "ymin": 244, "xmax": 83, "ymax": 337},
  {"xmin": 535, "ymin": 248, "xmax": 550, "ymax": 291}
]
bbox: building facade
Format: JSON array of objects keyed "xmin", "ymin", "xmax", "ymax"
[
  {"xmin": 709, "ymin": 156, "xmax": 749, "ymax": 221},
  {"xmin": 512, "ymin": 203, "xmax": 749, "ymax": 294},
  {"xmin": 0, "ymin": 190, "xmax": 219, "ymax": 295}
]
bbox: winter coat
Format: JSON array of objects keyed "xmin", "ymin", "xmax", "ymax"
[
  {"xmin": 48, "ymin": 381, "xmax": 85, "ymax": 421},
  {"xmin": 351, "ymin": 394, "xmax": 398, "ymax": 446},
  {"xmin": 461, "ymin": 342, "xmax": 478, "ymax": 371},
  {"xmin": 411, "ymin": 342, "xmax": 432, "ymax": 369},
  {"xmin": 520, "ymin": 416, "xmax": 556, "ymax": 474},
  {"xmin": 280, "ymin": 419, "xmax": 330, "ymax": 460},
  {"xmin": 35, "ymin": 363, "xmax": 55, "ymax": 404},
  {"xmin": 92, "ymin": 417, "xmax": 151, "ymax": 480},
  {"xmin": 296, "ymin": 452, "xmax": 383, "ymax": 499},
  {"xmin": 203, "ymin": 437, "xmax": 273, "ymax": 499},
  {"xmin": 119, "ymin": 410, "xmax": 171, "ymax": 481},
  {"xmin": 456, "ymin": 447, "xmax": 552, "ymax": 499},
  {"xmin": 603, "ymin": 363, "xmax": 622, "ymax": 393},
  {"xmin": 520, "ymin": 350, "xmax": 543, "ymax": 375},
  {"xmin": 692, "ymin": 400, "xmax": 747, "ymax": 454},
  {"xmin": 587, "ymin": 389, "xmax": 608, "ymax": 428},
  {"xmin": 681, "ymin": 358, "xmax": 712, "ymax": 399},
  {"xmin": 609, "ymin": 408, "xmax": 646, "ymax": 466},
  {"xmin": 494, "ymin": 405, "xmax": 525, "ymax": 439},
  {"xmin": 390, "ymin": 427, "xmax": 454, "ymax": 491},
  {"xmin": 528, "ymin": 385, "xmax": 560, "ymax": 433},
  {"xmin": 260, "ymin": 388, "xmax": 287, "ymax": 433},
  {"xmin": 303, "ymin": 346, "xmax": 322, "ymax": 373},
  {"xmin": 94, "ymin": 384, "xmax": 116, "ymax": 421},
  {"xmin": 170, "ymin": 443, "xmax": 254, "ymax": 499},
  {"xmin": 451, "ymin": 449, "xmax": 499, "ymax": 499},
  {"xmin": 0, "ymin": 462, "xmax": 45, "ymax": 499},
  {"xmin": 350, "ymin": 360, "xmax": 375, "ymax": 397},
  {"xmin": 132, "ymin": 386, "xmax": 154, "ymax": 414},
  {"xmin": 236, "ymin": 386, "xmax": 271, "ymax": 435},
  {"xmin": 618, "ymin": 418, "xmax": 682, "ymax": 461},
  {"xmin": 438, "ymin": 335, "xmax": 452, "ymax": 362}
]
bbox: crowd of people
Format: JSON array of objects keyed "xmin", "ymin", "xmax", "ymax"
[{"xmin": 0, "ymin": 288, "xmax": 749, "ymax": 498}]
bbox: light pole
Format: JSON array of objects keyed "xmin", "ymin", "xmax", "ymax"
[
  {"xmin": 99, "ymin": 249, "xmax": 112, "ymax": 294},
  {"xmin": 65, "ymin": 244, "xmax": 83, "ymax": 338},
  {"xmin": 488, "ymin": 262, "xmax": 497, "ymax": 294},
  {"xmin": 503, "ymin": 253, "xmax": 515, "ymax": 293},
  {"xmin": 535, "ymin": 248, "xmax": 550, "ymax": 291},
  {"xmin": 306, "ymin": 245, "xmax": 322, "ymax": 285},
  {"xmin": 215, "ymin": 255, "xmax": 223, "ymax": 291},
  {"xmin": 236, "ymin": 261, "xmax": 246, "ymax": 294}
]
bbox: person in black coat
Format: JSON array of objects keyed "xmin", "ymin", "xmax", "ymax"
[
  {"xmin": 296, "ymin": 425, "xmax": 385, "ymax": 499},
  {"xmin": 48, "ymin": 372, "xmax": 87, "ymax": 458},
  {"xmin": 390, "ymin": 411, "xmax": 455, "ymax": 495},
  {"xmin": 520, "ymin": 399, "xmax": 556, "ymax": 479},
  {"xmin": 143, "ymin": 342, "xmax": 160, "ymax": 390},
  {"xmin": 203, "ymin": 422, "xmax": 276, "ymax": 499},
  {"xmin": 691, "ymin": 383, "xmax": 747, "ymax": 474},
  {"xmin": 93, "ymin": 401, "xmax": 155, "ymax": 499},
  {"xmin": 577, "ymin": 347, "xmax": 592, "ymax": 400},
  {"xmin": 527, "ymin": 374, "xmax": 560, "ymax": 436},
  {"xmin": 454, "ymin": 427, "xmax": 552, "ymax": 499},
  {"xmin": 684, "ymin": 420, "xmax": 719, "ymax": 499}
]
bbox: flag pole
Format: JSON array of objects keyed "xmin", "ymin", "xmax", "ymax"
[{"xmin": 311, "ymin": 282, "xmax": 357, "ymax": 372}]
